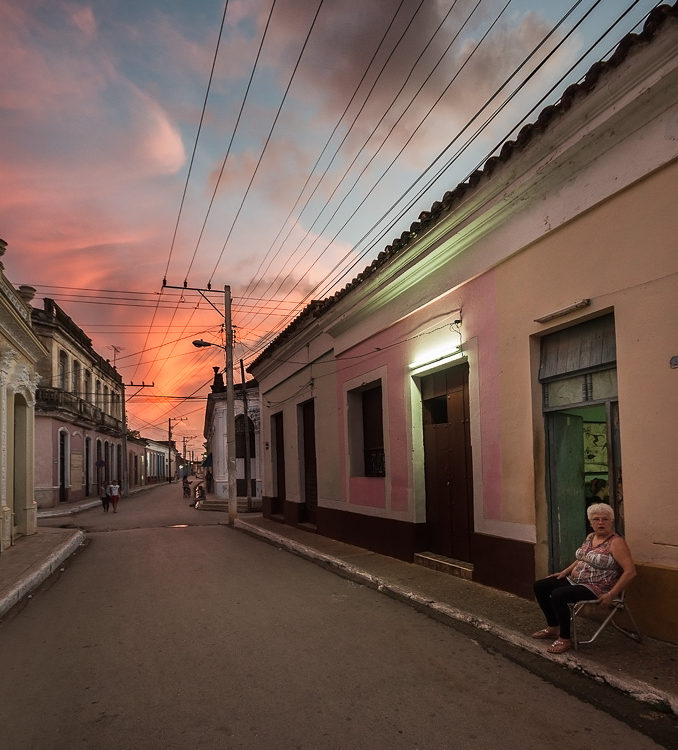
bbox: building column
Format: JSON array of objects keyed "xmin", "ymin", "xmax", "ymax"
[{"xmin": 0, "ymin": 350, "xmax": 18, "ymax": 551}]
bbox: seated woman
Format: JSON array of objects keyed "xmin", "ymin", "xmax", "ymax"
[{"xmin": 532, "ymin": 502, "xmax": 636, "ymax": 654}]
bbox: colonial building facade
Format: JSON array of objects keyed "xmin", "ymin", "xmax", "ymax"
[
  {"xmin": 0, "ymin": 240, "xmax": 48, "ymax": 552},
  {"xmin": 144, "ymin": 439, "xmax": 173, "ymax": 484},
  {"xmin": 126, "ymin": 432, "xmax": 147, "ymax": 492},
  {"xmin": 31, "ymin": 299, "xmax": 125, "ymax": 507},
  {"xmin": 202, "ymin": 367, "xmax": 261, "ymax": 510},
  {"xmin": 249, "ymin": 7, "xmax": 678, "ymax": 643}
]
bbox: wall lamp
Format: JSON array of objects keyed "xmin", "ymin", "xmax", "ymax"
[
  {"xmin": 409, "ymin": 348, "xmax": 464, "ymax": 376},
  {"xmin": 534, "ymin": 299, "xmax": 590, "ymax": 324}
]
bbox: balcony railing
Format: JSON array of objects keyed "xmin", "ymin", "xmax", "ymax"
[{"xmin": 36, "ymin": 387, "xmax": 123, "ymax": 432}]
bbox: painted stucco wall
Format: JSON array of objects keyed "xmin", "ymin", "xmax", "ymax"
[
  {"xmin": 490, "ymin": 158, "xmax": 678, "ymax": 572},
  {"xmin": 250, "ymin": 15, "xmax": 678, "ymax": 638}
]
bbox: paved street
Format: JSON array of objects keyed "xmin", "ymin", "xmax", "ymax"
[{"xmin": 0, "ymin": 487, "xmax": 668, "ymax": 749}]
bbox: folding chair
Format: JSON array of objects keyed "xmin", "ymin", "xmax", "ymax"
[{"xmin": 570, "ymin": 590, "xmax": 642, "ymax": 649}]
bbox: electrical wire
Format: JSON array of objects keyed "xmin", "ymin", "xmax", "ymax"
[
  {"xmin": 206, "ymin": 0, "xmax": 326, "ymax": 287},
  {"xmin": 183, "ymin": 0, "xmax": 278, "ymax": 283},
  {"xmin": 235, "ymin": 0, "xmax": 512, "ymax": 351},
  {"xmin": 133, "ymin": 0, "xmax": 230, "ymax": 384},
  {"xmin": 235, "ymin": 0, "xmax": 422, "ymax": 314},
  {"xmin": 236, "ymin": 0, "xmax": 655, "ymax": 364}
]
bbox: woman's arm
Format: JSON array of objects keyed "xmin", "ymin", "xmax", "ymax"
[
  {"xmin": 554, "ymin": 561, "xmax": 577, "ymax": 579},
  {"xmin": 598, "ymin": 537, "xmax": 637, "ymax": 606}
]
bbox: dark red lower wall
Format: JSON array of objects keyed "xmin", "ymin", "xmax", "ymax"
[
  {"xmin": 471, "ymin": 533, "xmax": 535, "ymax": 599},
  {"xmin": 317, "ymin": 506, "xmax": 428, "ymax": 561},
  {"xmin": 262, "ymin": 497, "xmax": 535, "ymax": 598}
]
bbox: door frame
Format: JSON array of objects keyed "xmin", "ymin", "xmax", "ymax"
[
  {"xmin": 420, "ymin": 362, "xmax": 474, "ymax": 562},
  {"xmin": 300, "ymin": 399, "xmax": 318, "ymax": 525}
]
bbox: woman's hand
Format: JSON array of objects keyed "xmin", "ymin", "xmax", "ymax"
[
  {"xmin": 552, "ymin": 562, "xmax": 576, "ymax": 580},
  {"xmin": 597, "ymin": 591, "xmax": 615, "ymax": 607}
]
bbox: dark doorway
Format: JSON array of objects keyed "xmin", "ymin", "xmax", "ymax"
[
  {"xmin": 545, "ymin": 401, "xmax": 621, "ymax": 571},
  {"xmin": 540, "ymin": 314, "xmax": 622, "ymax": 572},
  {"xmin": 301, "ymin": 400, "xmax": 318, "ymax": 525},
  {"xmin": 236, "ymin": 415, "xmax": 256, "ymax": 497},
  {"xmin": 85, "ymin": 437, "xmax": 91, "ymax": 496},
  {"xmin": 421, "ymin": 363, "xmax": 473, "ymax": 561},
  {"xmin": 59, "ymin": 431, "xmax": 68, "ymax": 502},
  {"xmin": 272, "ymin": 412, "xmax": 286, "ymax": 514}
]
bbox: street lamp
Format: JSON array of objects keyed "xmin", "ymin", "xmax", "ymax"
[{"xmin": 192, "ymin": 311, "xmax": 237, "ymax": 526}]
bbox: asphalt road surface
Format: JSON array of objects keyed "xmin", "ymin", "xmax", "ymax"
[{"xmin": 0, "ymin": 486, "xmax": 668, "ymax": 749}]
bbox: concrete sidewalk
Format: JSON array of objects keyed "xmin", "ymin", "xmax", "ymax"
[
  {"xmin": 1, "ymin": 504, "xmax": 675, "ymax": 718},
  {"xmin": 0, "ymin": 526, "xmax": 85, "ymax": 619},
  {"xmin": 234, "ymin": 515, "xmax": 678, "ymax": 717}
]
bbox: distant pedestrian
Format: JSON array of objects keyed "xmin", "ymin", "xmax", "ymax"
[
  {"xmin": 100, "ymin": 484, "xmax": 110, "ymax": 513},
  {"xmin": 108, "ymin": 481, "xmax": 120, "ymax": 513}
]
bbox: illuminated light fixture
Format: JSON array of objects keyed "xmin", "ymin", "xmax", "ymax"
[
  {"xmin": 409, "ymin": 348, "xmax": 464, "ymax": 376},
  {"xmin": 534, "ymin": 299, "xmax": 590, "ymax": 324}
]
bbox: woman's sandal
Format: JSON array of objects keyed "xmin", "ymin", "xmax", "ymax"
[
  {"xmin": 547, "ymin": 638, "xmax": 572, "ymax": 654},
  {"xmin": 532, "ymin": 628, "xmax": 558, "ymax": 639}
]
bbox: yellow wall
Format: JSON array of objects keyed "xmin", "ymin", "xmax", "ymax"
[
  {"xmin": 628, "ymin": 564, "xmax": 678, "ymax": 644},
  {"xmin": 489, "ymin": 160, "xmax": 678, "ymax": 640}
]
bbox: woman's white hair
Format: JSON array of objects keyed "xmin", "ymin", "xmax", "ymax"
[{"xmin": 587, "ymin": 502, "xmax": 615, "ymax": 521}]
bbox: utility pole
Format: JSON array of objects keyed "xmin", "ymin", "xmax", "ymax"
[
  {"xmin": 182, "ymin": 436, "xmax": 197, "ymax": 459},
  {"xmin": 164, "ymin": 279, "xmax": 236, "ymax": 524},
  {"xmin": 225, "ymin": 285, "xmax": 237, "ymax": 525},
  {"xmin": 240, "ymin": 358, "xmax": 252, "ymax": 512},
  {"xmin": 182, "ymin": 435, "xmax": 197, "ymax": 475},
  {"xmin": 168, "ymin": 416, "xmax": 186, "ymax": 483},
  {"xmin": 123, "ymin": 381, "xmax": 154, "ymax": 496}
]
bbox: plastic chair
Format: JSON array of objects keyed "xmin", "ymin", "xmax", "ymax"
[{"xmin": 570, "ymin": 590, "xmax": 642, "ymax": 649}]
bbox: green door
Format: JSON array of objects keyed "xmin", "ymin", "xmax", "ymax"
[{"xmin": 546, "ymin": 412, "xmax": 586, "ymax": 571}]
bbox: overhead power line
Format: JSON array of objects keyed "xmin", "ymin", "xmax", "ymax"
[
  {"xmin": 236, "ymin": 0, "xmax": 654, "ymax": 364},
  {"xmin": 207, "ymin": 0, "xmax": 327, "ymax": 287}
]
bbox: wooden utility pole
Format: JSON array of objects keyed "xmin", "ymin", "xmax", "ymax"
[
  {"xmin": 225, "ymin": 285, "xmax": 237, "ymax": 525},
  {"xmin": 168, "ymin": 416, "xmax": 186, "ymax": 483},
  {"xmin": 162, "ymin": 279, "xmax": 236, "ymax": 522}
]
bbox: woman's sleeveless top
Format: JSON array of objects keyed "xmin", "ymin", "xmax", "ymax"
[{"xmin": 567, "ymin": 533, "xmax": 622, "ymax": 596}]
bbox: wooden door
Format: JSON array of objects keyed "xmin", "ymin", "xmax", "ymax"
[
  {"xmin": 301, "ymin": 400, "xmax": 318, "ymax": 524},
  {"xmin": 546, "ymin": 412, "xmax": 585, "ymax": 571},
  {"xmin": 273, "ymin": 412, "xmax": 286, "ymax": 505},
  {"xmin": 59, "ymin": 431, "xmax": 68, "ymax": 502},
  {"xmin": 422, "ymin": 364, "xmax": 473, "ymax": 561}
]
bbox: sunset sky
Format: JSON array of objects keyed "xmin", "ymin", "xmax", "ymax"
[{"xmin": 0, "ymin": 0, "xmax": 661, "ymax": 454}]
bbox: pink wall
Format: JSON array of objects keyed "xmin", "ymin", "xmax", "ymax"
[
  {"xmin": 335, "ymin": 268, "xmax": 504, "ymax": 523},
  {"xmin": 468, "ymin": 270, "xmax": 503, "ymax": 520}
]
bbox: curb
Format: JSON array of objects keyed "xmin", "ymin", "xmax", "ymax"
[
  {"xmin": 37, "ymin": 486, "xmax": 166, "ymax": 520},
  {"xmin": 38, "ymin": 501, "xmax": 101, "ymax": 519},
  {"xmin": 235, "ymin": 519, "xmax": 677, "ymax": 716},
  {"xmin": 0, "ymin": 530, "xmax": 86, "ymax": 619}
]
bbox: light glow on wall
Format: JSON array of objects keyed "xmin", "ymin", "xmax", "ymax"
[{"xmin": 409, "ymin": 347, "xmax": 463, "ymax": 376}]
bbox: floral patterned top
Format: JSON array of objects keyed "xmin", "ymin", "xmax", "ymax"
[{"xmin": 567, "ymin": 533, "xmax": 622, "ymax": 597}]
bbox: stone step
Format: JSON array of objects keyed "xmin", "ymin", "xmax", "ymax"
[
  {"xmin": 413, "ymin": 552, "xmax": 473, "ymax": 580},
  {"xmin": 195, "ymin": 499, "xmax": 229, "ymax": 512},
  {"xmin": 195, "ymin": 498, "xmax": 262, "ymax": 513}
]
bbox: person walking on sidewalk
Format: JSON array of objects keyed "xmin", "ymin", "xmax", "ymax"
[
  {"xmin": 100, "ymin": 484, "xmax": 110, "ymax": 513},
  {"xmin": 532, "ymin": 502, "xmax": 636, "ymax": 654},
  {"xmin": 107, "ymin": 481, "xmax": 120, "ymax": 513}
]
